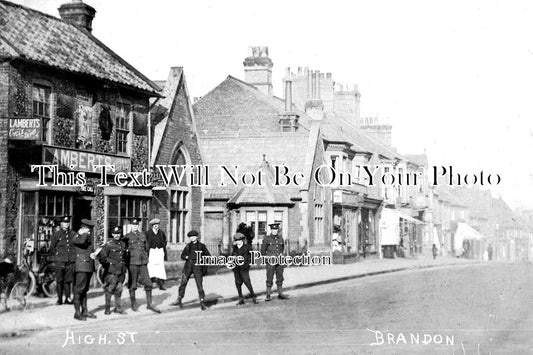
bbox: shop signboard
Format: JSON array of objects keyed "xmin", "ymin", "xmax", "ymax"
[
  {"xmin": 42, "ymin": 145, "xmax": 131, "ymax": 174},
  {"xmin": 8, "ymin": 117, "xmax": 42, "ymax": 140}
]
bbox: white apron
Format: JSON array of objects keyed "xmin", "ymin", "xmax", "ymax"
[{"xmin": 147, "ymin": 247, "xmax": 167, "ymax": 280}]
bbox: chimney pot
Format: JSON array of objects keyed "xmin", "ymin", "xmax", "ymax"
[{"xmin": 58, "ymin": 0, "xmax": 96, "ymax": 32}]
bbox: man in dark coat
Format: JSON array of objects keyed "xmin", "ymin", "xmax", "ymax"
[
  {"xmin": 123, "ymin": 219, "xmax": 160, "ymax": 313},
  {"xmin": 72, "ymin": 219, "xmax": 96, "ymax": 321},
  {"xmin": 49, "ymin": 216, "xmax": 76, "ymax": 305},
  {"xmin": 99, "ymin": 226, "xmax": 127, "ymax": 315},
  {"xmin": 261, "ymin": 222, "xmax": 289, "ymax": 301},
  {"xmin": 236, "ymin": 222, "xmax": 255, "ymax": 247},
  {"xmin": 145, "ymin": 218, "xmax": 167, "ymax": 290},
  {"xmin": 232, "ymin": 232, "xmax": 257, "ymax": 305},
  {"xmin": 171, "ymin": 230, "xmax": 210, "ymax": 310}
]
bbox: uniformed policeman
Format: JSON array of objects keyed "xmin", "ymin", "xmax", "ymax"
[
  {"xmin": 232, "ymin": 232, "xmax": 258, "ymax": 305},
  {"xmin": 72, "ymin": 218, "xmax": 96, "ymax": 321},
  {"xmin": 49, "ymin": 216, "xmax": 76, "ymax": 305},
  {"xmin": 260, "ymin": 222, "xmax": 289, "ymax": 301},
  {"xmin": 123, "ymin": 219, "xmax": 160, "ymax": 313},
  {"xmin": 171, "ymin": 230, "xmax": 210, "ymax": 310},
  {"xmin": 99, "ymin": 226, "xmax": 128, "ymax": 315}
]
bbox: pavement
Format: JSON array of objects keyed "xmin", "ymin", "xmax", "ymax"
[{"xmin": 0, "ymin": 254, "xmax": 478, "ymax": 336}]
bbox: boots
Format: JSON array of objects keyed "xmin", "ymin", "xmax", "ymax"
[
  {"xmin": 129, "ymin": 290, "xmax": 138, "ymax": 312},
  {"xmin": 82, "ymin": 297, "xmax": 97, "ymax": 318},
  {"xmin": 251, "ymin": 294, "xmax": 258, "ymax": 304},
  {"xmin": 56, "ymin": 283, "xmax": 63, "ymax": 305},
  {"xmin": 236, "ymin": 285, "xmax": 245, "ymax": 305},
  {"xmin": 146, "ymin": 290, "xmax": 161, "ymax": 313},
  {"xmin": 171, "ymin": 296, "xmax": 183, "ymax": 308},
  {"xmin": 73, "ymin": 296, "xmax": 86, "ymax": 321},
  {"xmin": 200, "ymin": 298, "xmax": 207, "ymax": 311},
  {"xmin": 265, "ymin": 286, "xmax": 272, "ymax": 301},
  {"xmin": 104, "ymin": 293, "xmax": 112, "ymax": 315},
  {"xmin": 64, "ymin": 283, "xmax": 72, "ymax": 304},
  {"xmin": 113, "ymin": 294, "xmax": 126, "ymax": 315},
  {"xmin": 277, "ymin": 284, "xmax": 289, "ymax": 300}
]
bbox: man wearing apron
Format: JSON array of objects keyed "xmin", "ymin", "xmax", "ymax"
[{"xmin": 145, "ymin": 218, "xmax": 167, "ymax": 291}]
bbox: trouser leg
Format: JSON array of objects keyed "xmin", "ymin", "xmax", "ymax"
[{"xmin": 193, "ymin": 269, "xmax": 205, "ymax": 300}]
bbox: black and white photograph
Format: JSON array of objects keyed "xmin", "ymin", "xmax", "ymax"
[{"xmin": 0, "ymin": 0, "xmax": 532, "ymax": 354}]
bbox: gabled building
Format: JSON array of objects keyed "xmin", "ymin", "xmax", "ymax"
[
  {"xmin": 149, "ymin": 67, "xmax": 203, "ymax": 261},
  {"xmin": 0, "ymin": 0, "xmax": 161, "ymax": 265}
]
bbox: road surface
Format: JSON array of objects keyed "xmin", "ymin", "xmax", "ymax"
[{"xmin": 2, "ymin": 262, "xmax": 532, "ymax": 354}]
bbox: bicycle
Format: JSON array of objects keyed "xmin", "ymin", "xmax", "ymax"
[{"xmin": 0, "ymin": 258, "xmax": 35, "ymax": 311}]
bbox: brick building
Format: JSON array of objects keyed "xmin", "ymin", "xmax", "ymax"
[
  {"xmin": 0, "ymin": 0, "xmax": 161, "ymax": 266},
  {"xmin": 194, "ymin": 65, "xmax": 331, "ymax": 256},
  {"xmin": 149, "ymin": 67, "xmax": 203, "ymax": 261}
]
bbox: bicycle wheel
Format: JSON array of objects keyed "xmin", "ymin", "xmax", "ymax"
[
  {"xmin": 41, "ymin": 264, "xmax": 57, "ymax": 298},
  {"xmin": 25, "ymin": 271, "xmax": 37, "ymax": 297},
  {"xmin": 9, "ymin": 282, "xmax": 28, "ymax": 308},
  {"xmin": 96, "ymin": 264, "xmax": 105, "ymax": 286}
]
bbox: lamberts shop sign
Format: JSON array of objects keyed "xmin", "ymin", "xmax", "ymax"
[
  {"xmin": 8, "ymin": 118, "xmax": 41, "ymax": 140},
  {"xmin": 42, "ymin": 145, "xmax": 131, "ymax": 174}
]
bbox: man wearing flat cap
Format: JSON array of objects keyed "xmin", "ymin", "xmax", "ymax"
[
  {"xmin": 232, "ymin": 232, "xmax": 258, "ymax": 305},
  {"xmin": 261, "ymin": 222, "xmax": 289, "ymax": 301},
  {"xmin": 49, "ymin": 216, "xmax": 76, "ymax": 305},
  {"xmin": 99, "ymin": 226, "xmax": 127, "ymax": 315},
  {"xmin": 123, "ymin": 218, "xmax": 160, "ymax": 313},
  {"xmin": 171, "ymin": 230, "xmax": 210, "ymax": 310},
  {"xmin": 72, "ymin": 218, "xmax": 97, "ymax": 321},
  {"xmin": 145, "ymin": 218, "xmax": 167, "ymax": 291}
]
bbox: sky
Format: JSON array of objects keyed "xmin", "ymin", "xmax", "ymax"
[{"xmin": 12, "ymin": 0, "xmax": 533, "ymax": 210}]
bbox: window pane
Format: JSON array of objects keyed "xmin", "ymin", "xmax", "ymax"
[
  {"xmin": 246, "ymin": 211, "xmax": 256, "ymax": 222},
  {"xmin": 258, "ymin": 212, "xmax": 267, "ymax": 222},
  {"xmin": 24, "ymin": 192, "xmax": 36, "ymax": 215},
  {"xmin": 109, "ymin": 196, "xmax": 119, "ymax": 217}
]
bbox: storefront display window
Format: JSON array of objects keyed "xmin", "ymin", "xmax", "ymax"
[{"xmin": 108, "ymin": 195, "xmax": 150, "ymax": 234}]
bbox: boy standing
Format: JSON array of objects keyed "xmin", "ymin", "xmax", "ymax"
[{"xmin": 232, "ymin": 232, "xmax": 258, "ymax": 305}]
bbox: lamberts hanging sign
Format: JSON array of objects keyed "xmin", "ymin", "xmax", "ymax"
[
  {"xmin": 8, "ymin": 117, "xmax": 42, "ymax": 140},
  {"xmin": 42, "ymin": 145, "xmax": 131, "ymax": 174}
]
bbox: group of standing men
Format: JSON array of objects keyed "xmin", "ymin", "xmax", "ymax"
[
  {"xmin": 50, "ymin": 217, "xmax": 168, "ymax": 321},
  {"xmin": 50, "ymin": 217, "xmax": 291, "ymax": 319}
]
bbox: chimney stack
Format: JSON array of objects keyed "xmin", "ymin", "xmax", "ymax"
[
  {"xmin": 58, "ymin": 0, "xmax": 96, "ymax": 33},
  {"xmin": 243, "ymin": 46, "xmax": 273, "ymax": 96}
]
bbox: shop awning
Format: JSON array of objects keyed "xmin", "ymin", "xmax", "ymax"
[
  {"xmin": 397, "ymin": 210, "xmax": 425, "ymax": 225},
  {"xmin": 453, "ymin": 222, "xmax": 486, "ymax": 253}
]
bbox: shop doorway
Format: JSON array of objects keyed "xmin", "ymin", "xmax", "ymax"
[{"xmin": 72, "ymin": 197, "xmax": 93, "ymax": 232}]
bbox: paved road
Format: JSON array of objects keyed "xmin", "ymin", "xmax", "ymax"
[{"xmin": 2, "ymin": 262, "xmax": 533, "ymax": 354}]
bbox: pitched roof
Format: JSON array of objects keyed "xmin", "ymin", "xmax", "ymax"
[
  {"xmin": 193, "ymin": 75, "xmax": 311, "ymax": 135},
  {"xmin": 321, "ymin": 116, "xmax": 405, "ymax": 161},
  {"xmin": 0, "ymin": 0, "xmax": 160, "ymax": 95},
  {"xmin": 199, "ymin": 132, "xmax": 316, "ymax": 200},
  {"xmin": 150, "ymin": 67, "xmax": 201, "ymax": 167},
  {"xmin": 228, "ymin": 160, "xmax": 293, "ymax": 205},
  {"xmin": 404, "ymin": 154, "xmax": 428, "ymax": 167}
]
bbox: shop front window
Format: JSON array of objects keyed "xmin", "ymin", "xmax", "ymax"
[{"xmin": 108, "ymin": 196, "xmax": 150, "ymax": 235}]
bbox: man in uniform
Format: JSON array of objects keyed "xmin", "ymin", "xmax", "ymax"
[
  {"xmin": 72, "ymin": 218, "xmax": 97, "ymax": 321},
  {"xmin": 123, "ymin": 219, "xmax": 160, "ymax": 313},
  {"xmin": 232, "ymin": 232, "xmax": 258, "ymax": 305},
  {"xmin": 99, "ymin": 226, "xmax": 127, "ymax": 315},
  {"xmin": 261, "ymin": 222, "xmax": 289, "ymax": 301},
  {"xmin": 145, "ymin": 218, "xmax": 167, "ymax": 290},
  {"xmin": 171, "ymin": 230, "xmax": 210, "ymax": 310},
  {"xmin": 49, "ymin": 216, "xmax": 76, "ymax": 305}
]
